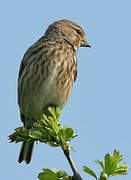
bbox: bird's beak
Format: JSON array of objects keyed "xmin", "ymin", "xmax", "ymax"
[{"xmin": 80, "ymin": 40, "xmax": 91, "ymax": 48}]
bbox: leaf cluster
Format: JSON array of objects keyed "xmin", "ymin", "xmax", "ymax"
[
  {"xmin": 9, "ymin": 106, "xmax": 76, "ymax": 150},
  {"xmin": 37, "ymin": 150, "xmax": 130, "ymax": 180},
  {"xmin": 38, "ymin": 168, "xmax": 70, "ymax": 180},
  {"xmin": 83, "ymin": 150, "xmax": 130, "ymax": 180}
]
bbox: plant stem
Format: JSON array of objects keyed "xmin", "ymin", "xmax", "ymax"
[{"xmin": 62, "ymin": 147, "xmax": 83, "ymax": 180}]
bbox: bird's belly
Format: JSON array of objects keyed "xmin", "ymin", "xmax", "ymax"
[{"xmin": 22, "ymin": 72, "xmax": 72, "ymax": 120}]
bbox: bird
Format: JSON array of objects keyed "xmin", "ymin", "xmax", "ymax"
[{"xmin": 17, "ymin": 19, "xmax": 91, "ymax": 164}]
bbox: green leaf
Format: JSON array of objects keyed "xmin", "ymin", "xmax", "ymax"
[
  {"xmin": 113, "ymin": 150, "xmax": 122, "ymax": 163},
  {"xmin": 38, "ymin": 168, "xmax": 70, "ymax": 180},
  {"xmin": 55, "ymin": 106, "xmax": 61, "ymax": 119},
  {"xmin": 53, "ymin": 168, "xmax": 69, "ymax": 179},
  {"xmin": 83, "ymin": 166, "xmax": 97, "ymax": 180},
  {"xmin": 104, "ymin": 153, "xmax": 110, "ymax": 174},
  {"xmin": 112, "ymin": 162, "xmax": 130, "ymax": 176},
  {"xmin": 95, "ymin": 160, "xmax": 104, "ymax": 170},
  {"xmin": 58, "ymin": 127, "xmax": 75, "ymax": 145},
  {"xmin": 64, "ymin": 128, "xmax": 74, "ymax": 141},
  {"xmin": 104, "ymin": 153, "xmax": 117, "ymax": 176},
  {"xmin": 38, "ymin": 168, "xmax": 59, "ymax": 180}
]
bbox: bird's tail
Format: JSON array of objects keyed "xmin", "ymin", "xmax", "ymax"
[{"xmin": 18, "ymin": 141, "xmax": 34, "ymax": 164}]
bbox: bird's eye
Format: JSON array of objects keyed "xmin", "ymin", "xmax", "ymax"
[{"xmin": 76, "ymin": 29, "xmax": 81, "ymax": 35}]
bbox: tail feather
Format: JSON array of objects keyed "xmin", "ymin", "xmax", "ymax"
[{"xmin": 18, "ymin": 142, "xmax": 34, "ymax": 164}]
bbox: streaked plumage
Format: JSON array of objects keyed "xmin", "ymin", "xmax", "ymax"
[{"xmin": 18, "ymin": 19, "xmax": 91, "ymax": 163}]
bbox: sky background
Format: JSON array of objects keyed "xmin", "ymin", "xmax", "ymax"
[{"xmin": 1, "ymin": 0, "xmax": 131, "ymax": 180}]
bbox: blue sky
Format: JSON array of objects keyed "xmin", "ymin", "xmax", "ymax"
[{"xmin": 1, "ymin": 0, "xmax": 131, "ymax": 180}]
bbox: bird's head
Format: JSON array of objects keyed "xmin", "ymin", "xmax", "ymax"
[{"xmin": 45, "ymin": 19, "xmax": 91, "ymax": 51}]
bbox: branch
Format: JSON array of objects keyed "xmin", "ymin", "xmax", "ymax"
[{"xmin": 62, "ymin": 147, "xmax": 83, "ymax": 180}]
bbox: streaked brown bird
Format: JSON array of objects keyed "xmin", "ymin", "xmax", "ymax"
[{"xmin": 18, "ymin": 19, "xmax": 91, "ymax": 164}]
